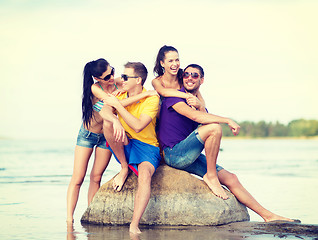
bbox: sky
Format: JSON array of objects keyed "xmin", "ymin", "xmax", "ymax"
[{"xmin": 0, "ymin": 0, "xmax": 317, "ymax": 139}]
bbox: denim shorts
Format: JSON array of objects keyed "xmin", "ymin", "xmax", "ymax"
[
  {"xmin": 163, "ymin": 128, "xmax": 223, "ymax": 178},
  {"xmin": 76, "ymin": 125, "xmax": 110, "ymax": 150}
]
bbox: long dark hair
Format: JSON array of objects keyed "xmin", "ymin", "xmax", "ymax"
[
  {"xmin": 153, "ymin": 45, "xmax": 183, "ymax": 86},
  {"xmin": 82, "ymin": 58, "xmax": 109, "ymax": 128}
]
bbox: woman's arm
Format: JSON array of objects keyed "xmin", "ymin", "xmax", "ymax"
[
  {"xmin": 197, "ymin": 90, "xmax": 206, "ymax": 109},
  {"xmin": 106, "ymin": 96, "xmax": 154, "ymax": 133},
  {"xmin": 119, "ymin": 90, "xmax": 158, "ymax": 107},
  {"xmin": 186, "ymin": 90, "xmax": 206, "ymax": 112},
  {"xmin": 152, "ymin": 77, "xmax": 190, "ymax": 99},
  {"xmin": 91, "ymin": 84, "xmax": 156, "ymax": 107}
]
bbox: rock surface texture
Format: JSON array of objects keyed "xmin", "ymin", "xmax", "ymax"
[{"xmin": 81, "ymin": 165, "xmax": 250, "ymax": 226}]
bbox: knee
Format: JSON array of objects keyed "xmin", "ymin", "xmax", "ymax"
[
  {"xmin": 207, "ymin": 123, "xmax": 222, "ymax": 138},
  {"xmin": 90, "ymin": 172, "xmax": 102, "ymax": 184},
  {"xmin": 70, "ymin": 175, "xmax": 84, "ymax": 187},
  {"xmin": 138, "ymin": 171, "xmax": 152, "ymax": 186},
  {"xmin": 224, "ymin": 173, "xmax": 240, "ymax": 188}
]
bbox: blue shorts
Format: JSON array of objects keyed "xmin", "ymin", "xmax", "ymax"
[
  {"xmin": 76, "ymin": 125, "xmax": 110, "ymax": 150},
  {"xmin": 163, "ymin": 128, "xmax": 223, "ymax": 178},
  {"xmin": 110, "ymin": 139, "xmax": 161, "ymax": 176}
]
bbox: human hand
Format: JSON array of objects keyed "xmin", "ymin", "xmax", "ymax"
[
  {"xmin": 146, "ymin": 90, "xmax": 159, "ymax": 97},
  {"xmin": 186, "ymin": 94, "xmax": 203, "ymax": 110},
  {"xmin": 228, "ymin": 119, "xmax": 240, "ymax": 136},
  {"xmin": 113, "ymin": 119, "xmax": 126, "ymax": 142},
  {"xmin": 103, "ymin": 94, "xmax": 120, "ymax": 108}
]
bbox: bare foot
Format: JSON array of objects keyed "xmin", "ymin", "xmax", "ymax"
[
  {"xmin": 203, "ymin": 174, "xmax": 229, "ymax": 200},
  {"xmin": 129, "ymin": 223, "xmax": 142, "ymax": 235},
  {"xmin": 113, "ymin": 167, "xmax": 129, "ymax": 192},
  {"xmin": 265, "ymin": 213, "xmax": 300, "ymax": 223},
  {"xmin": 129, "ymin": 231, "xmax": 141, "ymax": 240}
]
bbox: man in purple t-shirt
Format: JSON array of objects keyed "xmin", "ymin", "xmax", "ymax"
[
  {"xmin": 158, "ymin": 64, "xmax": 240, "ymax": 200},
  {"xmin": 158, "ymin": 64, "xmax": 298, "ymax": 222}
]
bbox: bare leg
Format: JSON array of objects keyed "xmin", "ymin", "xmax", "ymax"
[
  {"xmin": 102, "ymin": 118, "xmax": 129, "ymax": 192},
  {"xmin": 88, "ymin": 147, "xmax": 112, "ymax": 205},
  {"xmin": 129, "ymin": 162, "xmax": 155, "ymax": 234},
  {"xmin": 66, "ymin": 146, "xmax": 93, "ymax": 223},
  {"xmin": 218, "ymin": 169, "xmax": 294, "ymax": 222},
  {"xmin": 198, "ymin": 124, "xmax": 228, "ymax": 199},
  {"xmin": 66, "ymin": 222, "xmax": 76, "ymax": 240}
]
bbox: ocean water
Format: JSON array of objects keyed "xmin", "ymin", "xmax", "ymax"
[{"xmin": 0, "ymin": 139, "xmax": 318, "ymax": 240}]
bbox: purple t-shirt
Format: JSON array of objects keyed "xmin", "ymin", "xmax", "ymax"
[{"xmin": 158, "ymin": 87, "xmax": 199, "ymax": 150}]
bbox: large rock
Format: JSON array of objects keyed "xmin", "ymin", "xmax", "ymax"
[{"xmin": 81, "ymin": 165, "xmax": 250, "ymax": 226}]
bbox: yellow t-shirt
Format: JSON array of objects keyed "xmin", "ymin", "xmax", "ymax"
[{"xmin": 116, "ymin": 88, "xmax": 159, "ymax": 147}]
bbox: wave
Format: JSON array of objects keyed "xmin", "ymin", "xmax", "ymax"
[
  {"xmin": 0, "ymin": 202, "xmax": 24, "ymax": 206},
  {"xmin": 0, "ymin": 180, "xmax": 67, "ymax": 184},
  {"xmin": 0, "ymin": 174, "xmax": 72, "ymax": 184},
  {"xmin": 0, "ymin": 174, "xmax": 71, "ymax": 179}
]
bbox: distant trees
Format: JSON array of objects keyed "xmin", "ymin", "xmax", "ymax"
[{"xmin": 222, "ymin": 119, "xmax": 318, "ymax": 137}]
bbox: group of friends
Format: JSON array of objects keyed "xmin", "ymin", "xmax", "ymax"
[{"xmin": 66, "ymin": 45, "xmax": 298, "ymax": 235}]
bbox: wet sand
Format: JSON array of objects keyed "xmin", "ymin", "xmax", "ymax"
[{"xmin": 71, "ymin": 221, "xmax": 318, "ymax": 240}]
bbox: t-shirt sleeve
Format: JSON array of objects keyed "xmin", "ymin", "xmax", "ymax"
[
  {"xmin": 140, "ymin": 95, "xmax": 159, "ymax": 119},
  {"xmin": 164, "ymin": 96, "xmax": 186, "ymax": 109}
]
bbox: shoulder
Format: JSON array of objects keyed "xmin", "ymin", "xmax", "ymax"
[
  {"xmin": 152, "ymin": 76, "xmax": 162, "ymax": 82},
  {"xmin": 161, "ymin": 97, "xmax": 186, "ymax": 108},
  {"xmin": 143, "ymin": 94, "xmax": 159, "ymax": 106},
  {"xmin": 151, "ymin": 76, "xmax": 163, "ymax": 85},
  {"xmin": 91, "ymin": 82, "xmax": 99, "ymax": 89}
]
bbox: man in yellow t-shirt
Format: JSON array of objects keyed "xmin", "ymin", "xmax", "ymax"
[
  {"xmin": 102, "ymin": 62, "xmax": 160, "ymax": 235},
  {"xmin": 116, "ymin": 88, "xmax": 159, "ymax": 148}
]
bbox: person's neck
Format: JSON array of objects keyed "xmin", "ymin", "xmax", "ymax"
[
  {"xmin": 184, "ymin": 88, "xmax": 199, "ymax": 97},
  {"xmin": 163, "ymin": 72, "xmax": 178, "ymax": 83},
  {"xmin": 127, "ymin": 85, "xmax": 143, "ymax": 97},
  {"xmin": 100, "ymin": 82, "xmax": 116, "ymax": 93},
  {"xmin": 162, "ymin": 72, "xmax": 181, "ymax": 89}
]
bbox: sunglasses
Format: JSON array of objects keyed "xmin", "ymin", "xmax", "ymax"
[
  {"xmin": 183, "ymin": 72, "xmax": 200, "ymax": 79},
  {"xmin": 100, "ymin": 67, "xmax": 115, "ymax": 81},
  {"xmin": 121, "ymin": 74, "xmax": 139, "ymax": 81}
]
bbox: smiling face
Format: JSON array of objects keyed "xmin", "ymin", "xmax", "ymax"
[
  {"xmin": 121, "ymin": 67, "xmax": 140, "ymax": 92},
  {"xmin": 160, "ymin": 51, "xmax": 180, "ymax": 76},
  {"xmin": 97, "ymin": 65, "xmax": 115, "ymax": 85},
  {"xmin": 183, "ymin": 67, "xmax": 204, "ymax": 94}
]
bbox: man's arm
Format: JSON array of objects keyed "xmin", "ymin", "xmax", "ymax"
[
  {"xmin": 105, "ymin": 95, "xmax": 158, "ymax": 133},
  {"xmin": 98, "ymin": 105, "xmax": 126, "ymax": 142},
  {"xmin": 186, "ymin": 93, "xmax": 206, "ymax": 112},
  {"xmin": 172, "ymin": 101, "xmax": 240, "ymax": 136}
]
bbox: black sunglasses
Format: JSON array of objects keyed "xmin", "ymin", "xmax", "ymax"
[
  {"xmin": 183, "ymin": 72, "xmax": 200, "ymax": 79},
  {"xmin": 100, "ymin": 67, "xmax": 115, "ymax": 81},
  {"xmin": 121, "ymin": 74, "xmax": 139, "ymax": 81}
]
